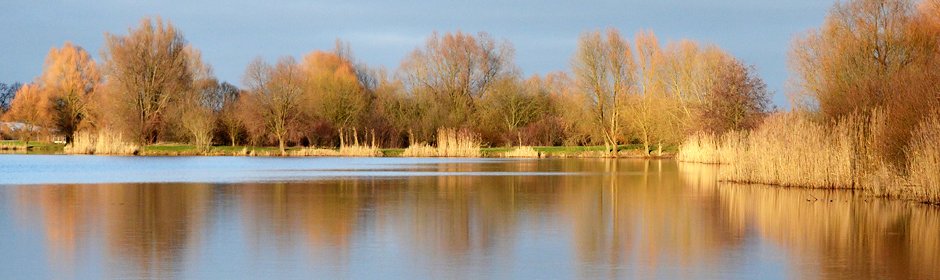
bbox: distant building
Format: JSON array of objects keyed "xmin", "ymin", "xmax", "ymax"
[{"xmin": 0, "ymin": 122, "xmax": 65, "ymax": 143}]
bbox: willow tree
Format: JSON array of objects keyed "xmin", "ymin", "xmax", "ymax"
[
  {"xmin": 4, "ymin": 84, "xmax": 50, "ymax": 144},
  {"xmin": 302, "ymin": 51, "xmax": 370, "ymax": 147},
  {"xmin": 176, "ymin": 47, "xmax": 218, "ymax": 150},
  {"xmin": 400, "ymin": 31, "xmax": 515, "ymax": 139},
  {"xmin": 37, "ymin": 42, "xmax": 100, "ymax": 144},
  {"xmin": 572, "ymin": 29, "xmax": 636, "ymax": 156},
  {"xmin": 103, "ymin": 17, "xmax": 192, "ymax": 144},
  {"xmin": 242, "ymin": 57, "xmax": 305, "ymax": 154}
]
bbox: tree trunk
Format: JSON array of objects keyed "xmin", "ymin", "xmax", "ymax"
[
  {"xmin": 278, "ymin": 136, "xmax": 286, "ymax": 156},
  {"xmin": 339, "ymin": 128, "xmax": 345, "ymax": 148},
  {"xmin": 353, "ymin": 128, "xmax": 359, "ymax": 146}
]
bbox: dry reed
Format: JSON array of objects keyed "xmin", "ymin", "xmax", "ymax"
[
  {"xmin": 289, "ymin": 144, "xmax": 381, "ymax": 157},
  {"xmin": 501, "ymin": 146, "xmax": 541, "ymax": 158},
  {"xmin": 402, "ymin": 128, "xmax": 481, "ymax": 157},
  {"xmin": 678, "ymin": 110, "xmax": 940, "ymax": 204},
  {"xmin": 907, "ymin": 112, "xmax": 940, "ymax": 202},
  {"xmin": 64, "ymin": 130, "xmax": 139, "ymax": 155}
]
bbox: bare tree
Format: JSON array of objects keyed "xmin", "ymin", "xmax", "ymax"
[
  {"xmin": 302, "ymin": 51, "xmax": 370, "ymax": 147},
  {"xmin": 37, "ymin": 42, "xmax": 100, "ymax": 144},
  {"xmin": 215, "ymin": 82, "xmax": 243, "ymax": 146},
  {"xmin": 699, "ymin": 59, "xmax": 771, "ymax": 134},
  {"xmin": 102, "ymin": 17, "xmax": 193, "ymax": 144},
  {"xmin": 401, "ymin": 31, "xmax": 516, "ymax": 130},
  {"xmin": 242, "ymin": 57, "xmax": 306, "ymax": 154},
  {"xmin": 572, "ymin": 29, "xmax": 636, "ymax": 156},
  {"xmin": 3, "ymin": 84, "xmax": 50, "ymax": 144},
  {"xmin": 176, "ymin": 47, "xmax": 218, "ymax": 150},
  {"xmin": 0, "ymin": 82, "xmax": 22, "ymax": 114}
]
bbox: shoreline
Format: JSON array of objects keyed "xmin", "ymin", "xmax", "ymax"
[{"xmin": 1, "ymin": 142, "xmax": 677, "ymax": 159}]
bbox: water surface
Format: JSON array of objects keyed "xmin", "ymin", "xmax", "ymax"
[{"xmin": 0, "ymin": 155, "xmax": 937, "ymax": 279}]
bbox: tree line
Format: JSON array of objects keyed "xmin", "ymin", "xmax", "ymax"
[{"xmin": 1, "ymin": 17, "xmax": 770, "ymax": 155}]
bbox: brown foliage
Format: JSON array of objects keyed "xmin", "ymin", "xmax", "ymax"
[
  {"xmin": 102, "ymin": 17, "xmax": 193, "ymax": 144},
  {"xmin": 698, "ymin": 59, "xmax": 770, "ymax": 134},
  {"xmin": 4, "ymin": 84, "xmax": 51, "ymax": 143},
  {"xmin": 401, "ymin": 31, "xmax": 515, "ymax": 130},
  {"xmin": 241, "ymin": 57, "xmax": 306, "ymax": 154},
  {"xmin": 790, "ymin": 0, "xmax": 940, "ymax": 164},
  {"xmin": 572, "ymin": 29, "xmax": 635, "ymax": 155},
  {"xmin": 301, "ymin": 51, "xmax": 370, "ymax": 147},
  {"xmin": 37, "ymin": 42, "xmax": 100, "ymax": 143}
]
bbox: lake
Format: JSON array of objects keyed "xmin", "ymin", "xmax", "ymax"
[{"xmin": 0, "ymin": 155, "xmax": 937, "ymax": 279}]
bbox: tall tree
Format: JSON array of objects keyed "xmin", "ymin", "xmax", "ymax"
[
  {"xmin": 0, "ymin": 82, "xmax": 22, "ymax": 114},
  {"xmin": 699, "ymin": 59, "xmax": 770, "ymax": 134},
  {"xmin": 401, "ymin": 31, "xmax": 515, "ymax": 133},
  {"xmin": 176, "ymin": 47, "xmax": 218, "ymax": 150},
  {"xmin": 37, "ymin": 42, "xmax": 100, "ymax": 144},
  {"xmin": 302, "ymin": 51, "xmax": 370, "ymax": 147},
  {"xmin": 242, "ymin": 57, "xmax": 306, "ymax": 154},
  {"xmin": 215, "ymin": 82, "xmax": 243, "ymax": 146},
  {"xmin": 102, "ymin": 17, "xmax": 193, "ymax": 144},
  {"xmin": 572, "ymin": 29, "xmax": 636, "ymax": 156},
  {"xmin": 3, "ymin": 84, "xmax": 50, "ymax": 144}
]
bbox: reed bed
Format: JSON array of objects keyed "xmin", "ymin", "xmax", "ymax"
[
  {"xmin": 289, "ymin": 145, "xmax": 381, "ymax": 157},
  {"xmin": 64, "ymin": 130, "xmax": 139, "ymax": 155},
  {"xmin": 402, "ymin": 128, "xmax": 481, "ymax": 157},
  {"xmin": 500, "ymin": 146, "xmax": 541, "ymax": 158},
  {"xmin": 678, "ymin": 111, "xmax": 940, "ymax": 204},
  {"xmin": 907, "ymin": 112, "xmax": 940, "ymax": 202}
]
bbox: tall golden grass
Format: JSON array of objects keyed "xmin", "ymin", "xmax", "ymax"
[
  {"xmin": 402, "ymin": 128, "xmax": 481, "ymax": 157},
  {"xmin": 907, "ymin": 112, "xmax": 940, "ymax": 202},
  {"xmin": 289, "ymin": 144, "xmax": 381, "ymax": 157},
  {"xmin": 64, "ymin": 130, "xmax": 139, "ymax": 155},
  {"xmin": 678, "ymin": 110, "xmax": 940, "ymax": 203},
  {"xmin": 501, "ymin": 146, "xmax": 541, "ymax": 158}
]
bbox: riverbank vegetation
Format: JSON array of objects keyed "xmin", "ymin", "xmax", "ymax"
[
  {"xmin": 1, "ymin": 15, "xmax": 769, "ymax": 158},
  {"xmin": 679, "ymin": 0, "xmax": 940, "ymax": 203}
]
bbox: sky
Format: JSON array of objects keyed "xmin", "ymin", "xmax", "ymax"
[{"xmin": 0, "ymin": 0, "xmax": 833, "ymax": 107}]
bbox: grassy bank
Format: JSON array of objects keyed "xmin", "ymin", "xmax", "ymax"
[
  {"xmin": 0, "ymin": 140, "xmax": 66, "ymax": 154},
  {"xmin": 1, "ymin": 140, "xmax": 675, "ymax": 158},
  {"xmin": 678, "ymin": 111, "xmax": 940, "ymax": 204}
]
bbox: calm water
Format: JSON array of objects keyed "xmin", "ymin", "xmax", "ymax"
[{"xmin": 0, "ymin": 155, "xmax": 938, "ymax": 279}]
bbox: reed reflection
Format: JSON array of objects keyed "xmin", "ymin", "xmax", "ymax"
[{"xmin": 678, "ymin": 163, "xmax": 940, "ymax": 280}]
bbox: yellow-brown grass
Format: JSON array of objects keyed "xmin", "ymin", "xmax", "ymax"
[
  {"xmin": 907, "ymin": 112, "xmax": 940, "ymax": 202},
  {"xmin": 65, "ymin": 130, "xmax": 139, "ymax": 155},
  {"xmin": 0, "ymin": 142, "xmax": 28, "ymax": 151},
  {"xmin": 402, "ymin": 128, "xmax": 481, "ymax": 157},
  {"xmin": 678, "ymin": 110, "xmax": 940, "ymax": 204},
  {"xmin": 289, "ymin": 145, "xmax": 381, "ymax": 157},
  {"xmin": 501, "ymin": 146, "xmax": 541, "ymax": 158}
]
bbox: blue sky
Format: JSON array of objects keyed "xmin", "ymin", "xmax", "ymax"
[{"xmin": 0, "ymin": 0, "xmax": 832, "ymax": 107}]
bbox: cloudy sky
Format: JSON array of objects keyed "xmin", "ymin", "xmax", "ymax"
[{"xmin": 0, "ymin": 0, "xmax": 833, "ymax": 106}]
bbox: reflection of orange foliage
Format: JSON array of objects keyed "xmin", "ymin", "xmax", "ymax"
[
  {"xmin": 37, "ymin": 186, "xmax": 94, "ymax": 276},
  {"xmin": 6, "ymin": 160, "xmax": 939, "ymax": 279},
  {"xmin": 99, "ymin": 184, "xmax": 212, "ymax": 278}
]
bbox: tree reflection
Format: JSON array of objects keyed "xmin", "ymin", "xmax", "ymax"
[{"xmin": 4, "ymin": 159, "xmax": 939, "ymax": 279}]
